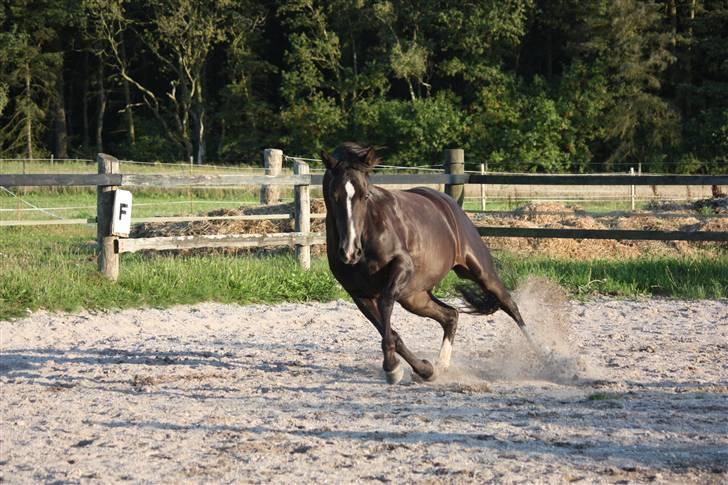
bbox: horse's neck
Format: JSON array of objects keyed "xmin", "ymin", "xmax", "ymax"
[{"xmin": 361, "ymin": 185, "xmax": 390, "ymax": 232}]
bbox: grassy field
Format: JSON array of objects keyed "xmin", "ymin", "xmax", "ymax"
[
  {"xmin": 2, "ymin": 186, "xmax": 672, "ymax": 224},
  {"xmin": 1, "ymin": 225, "xmax": 725, "ymax": 320},
  {"xmin": 1, "ymin": 159, "xmax": 284, "ymax": 222},
  {"xmin": 1, "ymin": 189, "xmax": 268, "ymax": 221}
]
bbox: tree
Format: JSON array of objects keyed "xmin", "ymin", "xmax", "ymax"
[
  {"xmin": 279, "ymin": 0, "xmax": 417, "ymax": 155},
  {"xmin": 674, "ymin": 0, "xmax": 728, "ymax": 172},
  {"xmin": 574, "ymin": 0, "xmax": 679, "ymax": 170},
  {"xmin": 86, "ymin": 0, "xmax": 264, "ymax": 163},
  {"xmin": 0, "ymin": 1, "xmax": 72, "ymax": 158}
]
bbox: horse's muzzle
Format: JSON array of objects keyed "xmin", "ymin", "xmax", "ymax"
[{"xmin": 338, "ymin": 246, "xmax": 362, "ymax": 265}]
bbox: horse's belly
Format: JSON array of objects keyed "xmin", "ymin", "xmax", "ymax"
[
  {"xmin": 409, "ymin": 256, "xmax": 453, "ymax": 292},
  {"xmin": 331, "ymin": 264, "xmax": 387, "ymax": 299}
]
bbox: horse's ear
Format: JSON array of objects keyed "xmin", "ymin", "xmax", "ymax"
[
  {"xmin": 320, "ymin": 151, "xmax": 338, "ymax": 170},
  {"xmin": 364, "ymin": 147, "xmax": 379, "ymax": 169}
]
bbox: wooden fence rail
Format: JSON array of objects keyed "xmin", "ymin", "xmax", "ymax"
[
  {"xmin": 117, "ymin": 232, "xmax": 327, "ymax": 254},
  {"xmin": 4, "ymin": 172, "xmax": 728, "ymax": 188},
  {"xmin": 477, "ymin": 227, "xmax": 728, "ymax": 242},
  {"xmin": 2, "ymin": 150, "xmax": 727, "ymax": 280}
]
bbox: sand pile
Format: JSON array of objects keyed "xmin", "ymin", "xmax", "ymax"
[
  {"xmin": 130, "ymin": 200, "xmax": 328, "ymax": 255},
  {"xmin": 128, "ymin": 198, "xmax": 724, "ymax": 260},
  {"xmin": 475, "ymin": 201, "xmax": 726, "ymax": 259},
  {"xmin": 650, "ymin": 196, "xmax": 728, "ymax": 214},
  {"xmin": 132, "ymin": 199, "xmax": 327, "ymax": 238}
]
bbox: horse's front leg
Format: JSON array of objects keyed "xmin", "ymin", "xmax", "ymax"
[
  {"xmin": 352, "ymin": 297, "xmax": 435, "ymax": 383},
  {"xmin": 377, "ymin": 255, "xmax": 430, "ymax": 384}
]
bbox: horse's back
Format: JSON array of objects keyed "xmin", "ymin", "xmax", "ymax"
[
  {"xmin": 401, "ymin": 186, "xmax": 485, "ymax": 263},
  {"xmin": 404, "ymin": 187, "xmax": 460, "ymax": 211},
  {"xmin": 403, "ymin": 187, "xmax": 476, "ymax": 233}
]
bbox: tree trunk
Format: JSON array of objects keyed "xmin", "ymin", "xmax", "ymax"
[
  {"xmin": 82, "ymin": 51, "xmax": 90, "ymax": 150},
  {"xmin": 686, "ymin": 0, "xmax": 697, "ymax": 116},
  {"xmin": 181, "ymin": 116, "xmax": 193, "ymax": 162},
  {"xmin": 195, "ymin": 110, "xmax": 206, "ymax": 165},
  {"xmin": 24, "ymin": 62, "xmax": 33, "ymax": 159},
  {"xmin": 351, "ymin": 32, "xmax": 359, "ymax": 133},
  {"xmin": 53, "ymin": 62, "xmax": 68, "ymax": 159},
  {"xmin": 96, "ymin": 57, "xmax": 107, "ymax": 153},
  {"xmin": 219, "ymin": 118, "xmax": 226, "ymax": 158},
  {"xmin": 175, "ymin": 63, "xmax": 194, "ymax": 162},
  {"xmin": 406, "ymin": 78, "xmax": 416, "ymax": 101},
  {"xmin": 193, "ymin": 69, "xmax": 206, "ymax": 164},
  {"xmin": 670, "ymin": 0, "xmax": 678, "ymax": 89},
  {"xmin": 120, "ymin": 39, "xmax": 136, "ymax": 145}
]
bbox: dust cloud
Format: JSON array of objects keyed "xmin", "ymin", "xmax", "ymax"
[{"xmin": 439, "ymin": 276, "xmax": 602, "ymax": 386}]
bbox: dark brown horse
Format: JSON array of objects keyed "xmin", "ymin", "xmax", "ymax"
[{"xmin": 322, "ymin": 142, "xmax": 533, "ymax": 384}]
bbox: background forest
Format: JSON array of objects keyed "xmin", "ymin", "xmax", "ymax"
[{"xmin": 1, "ymin": 0, "xmax": 726, "ymax": 172}]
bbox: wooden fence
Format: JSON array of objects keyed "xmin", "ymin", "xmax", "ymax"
[{"xmin": 1, "ymin": 151, "xmax": 727, "ymax": 281}]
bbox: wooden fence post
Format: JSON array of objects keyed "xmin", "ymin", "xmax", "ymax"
[
  {"xmin": 261, "ymin": 148, "xmax": 283, "ymax": 205},
  {"xmin": 480, "ymin": 162, "xmax": 486, "ymax": 210},
  {"xmin": 444, "ymin": 148, "xmax": 465, "ymax": 207},
  {"xmin": 294, "ymin": 160, "xmax": 311, "ymax": 269},
  {"xmin": 97, "ymin": 153, "xmax": 120, "ymax": 280},
  {"xmin": 630, "ymin": 167, "xmax": 636, "ymax": 211}
]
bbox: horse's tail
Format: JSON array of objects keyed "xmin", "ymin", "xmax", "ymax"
[{"xmin": 455, "ymin": 282, "xmax": 501, "ymax": 315}]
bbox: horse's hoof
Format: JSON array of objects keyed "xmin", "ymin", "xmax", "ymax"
[
  {"xmin": 385, "ymin": 364, "xmax": 404, "ymax": 385},
  {"xmin": 420, "ymin": 360, "xmax": 438, "ymax": 382}
]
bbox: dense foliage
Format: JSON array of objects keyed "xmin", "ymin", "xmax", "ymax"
[{"xmin": 1, "ymin": 0, "xmax": 726, "ymax": 172}]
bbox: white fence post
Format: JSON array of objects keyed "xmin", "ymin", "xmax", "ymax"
[
  {"xmin": 261, "ymin": 148, "xmax": 283, "ymax": 205},
  {"xmin": 480, "ymin": 162, "xmax": 486, "ymax": 210},
  {"xmin": 630, "ymin": 167, "xmax": 636, "ymax": 211},
  {"xmin": 97, "ymin": 153, "xmax": 120, "ymax": 280},
  {"xmin": 294, "ymin": 159, "xmax": 311, "ymax": 269}
]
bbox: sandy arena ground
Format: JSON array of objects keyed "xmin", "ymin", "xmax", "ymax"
[{"xmin": 1, "ymin": 280, "xmax": 727, "ymax": 484}]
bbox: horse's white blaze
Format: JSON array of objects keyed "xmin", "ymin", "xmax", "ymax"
[
  {"xmin": 438, "ymin": 339, "xmax": 453, "ymax": 369},
  {"xmin": 344, "ymin": 180, "xmax": 357, "ymax": 258}
]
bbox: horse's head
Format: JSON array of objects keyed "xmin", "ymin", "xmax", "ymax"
[{"xmin": 321, "ymin": 143, "xmax": 379, "ymax": 265}]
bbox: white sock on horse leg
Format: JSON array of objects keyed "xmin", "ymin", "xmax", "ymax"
[
  {"xmin": 385, "ymin": 362, "xmax": 404, "ymax": 384},
  {"xmin": 437, "ymin": 339, "xmax": 452, "ymax": 370}
]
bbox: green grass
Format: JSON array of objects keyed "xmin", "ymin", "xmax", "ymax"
[
  {"xmin": 0, "ymin": 226, "xmax": 347, "ymax": 320},
  {"xmin": 0, "ymin": 189, "xmax": 275, "ymax": 221},
  {"xmin": 434, "ymin": 253, "xmax": 727, "ymax": 300},
  {"xmin": 1, "ymin": 160, "xmax": 293, "ymax": 222},
  {"xmin": 1, "ymin": 225, "xmax": 726, "ymax": 320},
  {"xmin": 0, "ymin": 159, "xmax": 264, "ymax": 174}
]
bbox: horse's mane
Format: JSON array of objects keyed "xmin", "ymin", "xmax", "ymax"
[{"xmin": 332, "ymin": 142, "xmax": 381, "ymax": 171}]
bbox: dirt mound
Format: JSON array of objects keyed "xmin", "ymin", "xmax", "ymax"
[
  {"xmin": 132, "ymin": 199, "xmax": 327, "ymax": 239},
  {"xmin": 130, "ymin": 199, "xmax": 327, "ymax": 255},
  {"xmin": 476, "ymin": 202, "xmax": 725, "ymax": 259},
  {"xmin": 695, "ymin": 196, "xmax": 728, "ymax": 214},
  {"xmin": 648, "ymin": 196, "xmax": 728, "ymax": 214}
]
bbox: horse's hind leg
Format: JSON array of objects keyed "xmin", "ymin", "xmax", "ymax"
[
  {"xmin": 460, "ymin": 253, "xmax": 537, "ymax": 349},
  {"xmin": 352, "ymin": 297, "xmax": 435, "ymax": 383},
  {"xmin": 399, "ymin": 291, "xmax": 459, "ymax": 372},
  {"xmin": 459, "ymin": 254, "xmax": 527, "ymax": 329}
]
